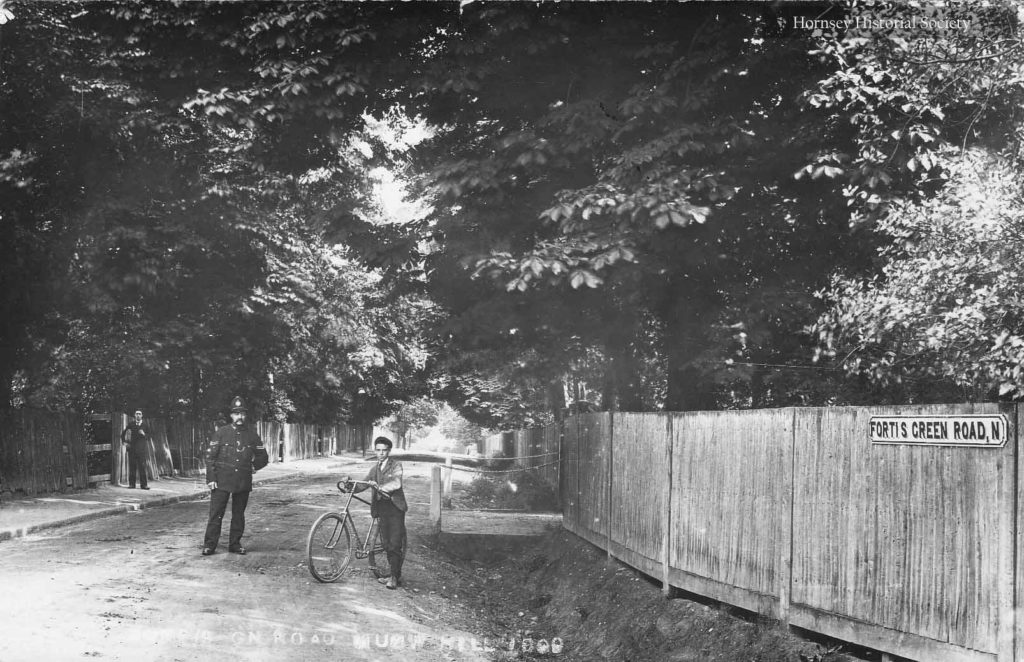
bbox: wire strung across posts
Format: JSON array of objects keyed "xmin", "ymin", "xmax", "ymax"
[
  {"xmin": 450, "ymin": 460, "xmax": 560, "ymax": 475},
  {"xmin": 492, "ymin": 451, "xmax": 559, "ymax": 460}
]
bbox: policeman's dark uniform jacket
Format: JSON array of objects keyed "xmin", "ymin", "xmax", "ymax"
[
  {"xmin": 202, "ymin": 396, "xmax": 268, "ymax": 555},
  {"xmin": 205, "ymin": 422, "xmax": 268, "ymax": 492}
]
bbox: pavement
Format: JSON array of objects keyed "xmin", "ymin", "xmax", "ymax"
[{"xmin": 0, "ymin": 452, "xmax": 374, "ymax": 543}]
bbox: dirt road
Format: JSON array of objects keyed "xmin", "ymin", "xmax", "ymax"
[{"xmin": 0, "ymin": 472, "xmax": 495, "ymax": 662}]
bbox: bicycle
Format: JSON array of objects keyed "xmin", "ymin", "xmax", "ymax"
[{"xmin": 306, "ymin": 478, "xmax": 407, "ymax": 583}]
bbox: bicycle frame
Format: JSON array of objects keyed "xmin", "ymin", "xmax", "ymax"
[{"xmin": 337, "ymin": 480, "xmax": 385, "ymax": 559}]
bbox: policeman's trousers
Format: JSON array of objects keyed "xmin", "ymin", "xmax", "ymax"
[{"xmin": 203, "ymin": 488, "xmax": 250, "ymax": 550}]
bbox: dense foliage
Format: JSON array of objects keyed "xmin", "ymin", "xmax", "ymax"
[
  {"xmin": 808, "ymin": 1, "xmax": 1024, "ymax": 401},
  {"xmin": 1, "ymin": 1, "xmax": 436, "ymax": 420},
  {"xmin": 2, "ymin": 1, "xmax": 1021, "ymax": 425}
]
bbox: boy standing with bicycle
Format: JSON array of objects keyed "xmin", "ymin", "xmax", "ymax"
[{"xmin": 347, "ymin": 436, "xmax": 407, "ymax": 588}]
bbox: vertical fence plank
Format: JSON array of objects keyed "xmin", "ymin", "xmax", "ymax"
[
  {"xmin": 550, "ymin": 421, "xmax": 562, "ymax": 505},
  {"xmin": 607, "ymin": 411, "xmax": 613, "ymax": 562},
  {"xmin": 607, "ymin": 412, "xmax": 670, "ymax": 582},
  {"xmin": 667, "ymin": 409, "xmax": 794, "ymax": 617},
  {"xmin": 1015, "ymin": 403, "xmax": 1024, "ymax": 662},
  {"xmin": 113, "ymin": 413, "xmax": 127, "ymax": 485},
  {"xmin": 777, "ymin": 407, "xmax": 795, "ymax": 622},
  {"xmin": 69, "ymin": 413, "xmax": 88, "ymax": 489},
  {"xmin": 663, "ymin": 414, "xmax": 673, "ymax": 596},
  {"xmin": 572, "ymin": 413, "xmax": 611, "ymax": 550},
  {"xmin": 996, "ymin": 407, "xmax": 1014, "ymax": 662},
  {"xmin": 561, "ymin": 414, "xmax": 581, "ymax": 536}
]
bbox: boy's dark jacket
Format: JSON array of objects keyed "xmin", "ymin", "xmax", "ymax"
[{"xmin": 359, "ymin": 460, "xmax": 408, "ymax": 515}]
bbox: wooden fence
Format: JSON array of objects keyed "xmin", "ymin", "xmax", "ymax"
[
  {"xmin": 553, "ymin": 403, "xmax": 1019, "ymax": 662},
  {"xmin": 481, "ymin": 424, "xmax": 561, "ymax": 488},
  {"xmin": 0, "ymin": 410, "xmax": 89, "ymax": 494},
  {"xmin": 256, "ymin": 421, "xmax": 372, "ymax": 462},
  {"xmin": 0, "ymin": 410, "xmax": 372, "ymax": 497}
]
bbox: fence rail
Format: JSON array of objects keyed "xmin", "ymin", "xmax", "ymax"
[{"xmin": 548, "ymin": 404, "xmax": 1019, "ymax": 662}]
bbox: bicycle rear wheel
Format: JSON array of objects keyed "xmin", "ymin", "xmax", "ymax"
[
  {"xmin": 307, "ymin": 512, "xmax": 353, "ymax": 582},
  {"xmin": 369, "ymin": 525, "xmax": 408, "ymax": 579}
]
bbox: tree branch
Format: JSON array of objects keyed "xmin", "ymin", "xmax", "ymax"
[{"xmin": 892, "ymin": 40, "xmax": 1020, "ymax": 67}]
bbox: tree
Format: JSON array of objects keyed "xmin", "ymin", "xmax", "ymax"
[
  {"xmin": 815, "ymin": 151, "xmax": 1024, "ymax": 401},
  {"xmin": 2, "ymin": 2, "xmax": 439, "ymax": 421},
  {"xmin": 435, "ymin": 403, "xmax": 487, "ymax": 452},
  {"xmin": 1, "ymin": 2, "xmax": 287, "ymax": 416},
  {"xmin": 384, "ymin": 397, "xmax": 439, "ymax": 449},
  {"xmin": 808, "ymin": 1, "xmax": 1024, "ymax": 400},
  {"xmin": 402, "ymin": 2, "xmax": 867, "ymax": 416},
  {"xmin": 0, "ymin": 2, "xmax": 107, "ymax": 407}
]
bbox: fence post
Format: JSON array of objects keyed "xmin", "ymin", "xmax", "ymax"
[
  {"xmin": 556, "ymin": 422, "xmax": 562, "ymax": 508},
  {"xmin": 113, "ymin": 412, "xmax": 127, "ymax": 486},
  {"xmin": 777, "ymin": 407, "xmax": 795, "ymax": 623},
  {"xmin": 576, "ymin": 414, "xmax": 581, "ymax": 533},
  {"xmin": 430, "ymin": 465, "xmax": 442, "ymax": 535},
  {"xmin": 444, "ymin": 455, "xmax": 453, "ymax": 505},
  {"xmin": 663, "ymin": 413, "xmax": 673, "ymax": 597},
  {"xmin": 607, "ymin": 411, "xmax": 614, "ymax": 564},
  {"xmin": 998, "ymin": 402, "xmax": 1017, "ymax": 662}
]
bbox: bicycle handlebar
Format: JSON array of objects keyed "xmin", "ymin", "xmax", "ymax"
[
  {"xmin": 336, "ymin": 479, "xmax": 393, "ymax": 499},
  {"xmin": 337, "ymin": 479, "xmax": 371, "ymax": 490}
]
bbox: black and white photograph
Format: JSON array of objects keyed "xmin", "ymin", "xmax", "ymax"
[{"xmin": 1, "ymin": 1, "xmax": 1022, "ymax": 660}]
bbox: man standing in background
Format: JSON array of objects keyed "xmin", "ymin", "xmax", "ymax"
[{"xmin": 121, "ymin": 409, "xmax": 150, "ymax": 490}]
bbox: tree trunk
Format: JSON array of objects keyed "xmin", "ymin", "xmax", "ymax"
[
  {"xmin": 548, "ymin": 379, "xmax": 567, "ymax": 421},
  {"xmin": 661, "ymin": 284, "xmax": 717, "ymax": 412},
  {"xmin": 603, "ymin": 348, "xmax": 645, "ymax": 412},
  {"xmin": 665, "ymin": 365, "xmax": 717, "ymax": 412}
]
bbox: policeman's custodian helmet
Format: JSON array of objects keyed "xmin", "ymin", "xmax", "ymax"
[{"xmin": 230, "ymin": 395, "xmax": 247, "ymax": 412}]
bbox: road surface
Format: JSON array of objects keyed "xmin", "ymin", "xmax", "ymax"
[{"xmin": 0, "ymin": 472, "xmax": 494, "ymax": 662}]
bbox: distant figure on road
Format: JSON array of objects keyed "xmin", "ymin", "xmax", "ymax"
[
  {"xmin": 348, "ymin": 436, "xmax": 407, "ymax": 589},
  {"xmin": 202, "ymin": 396, "xmax": 268, "ymax": 556},
  {"xmin": 121, "ymin": 409, "xmax": 150, "ymax": 490}
]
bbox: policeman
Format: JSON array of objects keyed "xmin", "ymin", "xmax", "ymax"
[{"xmin": 201, "ymin": 396, "xmax": 268, "ymax": 556}]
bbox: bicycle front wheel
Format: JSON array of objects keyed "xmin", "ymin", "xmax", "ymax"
[{"xmin": 306, "ymin": 512, "xmax": 353, "ymax": 583}]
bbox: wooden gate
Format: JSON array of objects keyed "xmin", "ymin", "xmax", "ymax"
[{"xmin": 85, "ymin": 414, "xmax": 113, "ymax": 486}]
